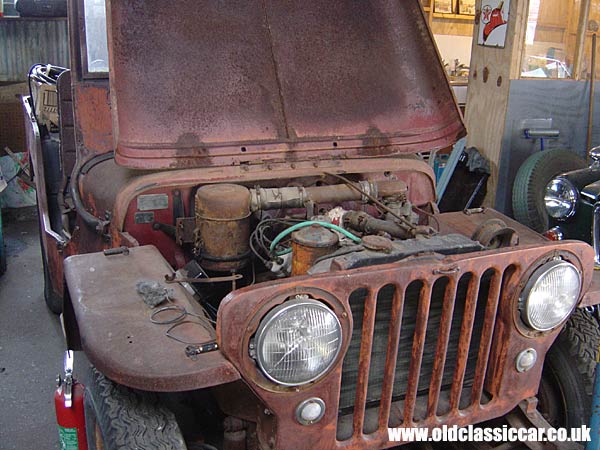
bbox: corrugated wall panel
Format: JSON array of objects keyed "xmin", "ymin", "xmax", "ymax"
[{"xmin": 0, "ymin": 18, "xmax": 69, "ymax": 82}]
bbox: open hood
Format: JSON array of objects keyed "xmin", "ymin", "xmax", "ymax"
[{"xmin": 108, "ymin": 0, "xmax": 465, "ymax": 170}]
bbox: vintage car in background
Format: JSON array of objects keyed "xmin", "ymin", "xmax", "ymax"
[
  {"xmin": 545, "ymin": 147, "xmax": 600, "ymax": 267},
  {"xmin": 24, "ymin": 0, "xmax": 600, "ymax": 449}
]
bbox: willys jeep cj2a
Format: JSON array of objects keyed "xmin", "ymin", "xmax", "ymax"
[{"xmin": 23, "ymin": 0, "xmax": 600, "ymax": 449}]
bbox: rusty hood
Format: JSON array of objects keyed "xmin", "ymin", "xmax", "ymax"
[{"xmin": 108, "ymin": 0, "xmax": 465, "ymax": 170}]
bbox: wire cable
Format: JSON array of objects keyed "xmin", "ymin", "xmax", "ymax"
[{"xmin": 269, "ymin": 221, "xmax": 362, "ymax": 257}]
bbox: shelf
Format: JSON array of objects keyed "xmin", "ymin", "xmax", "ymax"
[{"xmin": 432, "ymin": 12, "xmax": 475, "ymax": 21}]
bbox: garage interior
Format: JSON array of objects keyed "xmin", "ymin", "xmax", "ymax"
[{"xmin": 2, "ymin": 1, "xmax": 600, "ymax": 449}]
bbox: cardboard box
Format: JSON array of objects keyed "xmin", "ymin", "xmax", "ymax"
[{"xmin": 0, "ymin": 103, "xmax": 26, "ymax": 155}]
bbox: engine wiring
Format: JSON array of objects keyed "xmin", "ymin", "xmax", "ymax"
[
  {"xmin": 249, "ymin": 174, "xmax": 439, "ymax": 270},
  {"xmin": 250, "ymin": 218, "xmax": 305, "ymax": 267},
  {"xmin": 269, "ymin": 221, "xmax": 362, "ymax": 257}
]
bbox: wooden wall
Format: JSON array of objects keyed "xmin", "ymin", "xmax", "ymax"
[{"xmin": 464, "ymin": 0, "xmax": 529, "ymax": 207}]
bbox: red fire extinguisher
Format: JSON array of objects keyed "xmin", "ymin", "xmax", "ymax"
[{"xmin": 55, "ymin": 350, "xmax": 88, "ymax": 450}]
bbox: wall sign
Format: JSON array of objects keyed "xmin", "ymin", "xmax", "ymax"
[{"xmin": 478, "ymin": 0, "xmax": 510, "ymax": 48}]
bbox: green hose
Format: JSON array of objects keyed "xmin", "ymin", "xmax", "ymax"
[{"xmin": 270, "ymin": 221, "xmax": 362, "ymax": 257}]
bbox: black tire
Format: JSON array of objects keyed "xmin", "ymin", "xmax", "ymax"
[
  {"xmin": 84, "ymin": 367, "xmax": 188, "ymax": 450},
  {"xmin": 512, "ymin": 149, "xmax": 586, "ymax": 233},
  {"xmin": 538, "ymin": 309, "xmax": 600, "ymax": 429}
]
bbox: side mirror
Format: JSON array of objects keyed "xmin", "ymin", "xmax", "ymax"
[{"xmin": 590, "ymin": 146, "xmax": 600, "ymax": 163}]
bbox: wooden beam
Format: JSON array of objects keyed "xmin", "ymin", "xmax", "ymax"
[
  {"xmin": 574, "ymin": 0, "xmax": 591, "ymax": 79},
  {"xmin": 464, "ymin": 0, "xmax": 529, "ymax": 207}
]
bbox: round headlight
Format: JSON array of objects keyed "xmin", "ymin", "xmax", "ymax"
[
  {"xmin": 544, "ymin": 177, "xmax": 578, "ymax": 219},
  {"xmin": 254, "ymin": 295, "xmax": 342, "ymax": 386},
  {"xmin": 520, "ymin": 260, "xmax": 581, "ymax": 331}
]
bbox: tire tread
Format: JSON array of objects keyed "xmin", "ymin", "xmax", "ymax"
[
  {"xmin": 560, "ymin": 309, "xmax": 600, "ymax": 397},
  {"xmin": 87, "ymin": 367, "xmax": 187, "ymax": 450}
]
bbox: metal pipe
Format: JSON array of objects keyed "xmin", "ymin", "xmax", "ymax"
[
  {"xmin": 342, "ymin": 210, "xmax": 412, "ymax": 239},
  {"xmin": 587, "ymin": 26, "xmax": 598, "ymax": 154},
  {"xmin": 249, "ymin": 180, "xmax": 408, "ymax": 212},
  {"xmin": 523, "ymin": 129, "xmax": 560, "ymax": 139}
]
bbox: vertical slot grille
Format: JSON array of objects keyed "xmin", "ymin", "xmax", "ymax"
[{"xmin": 337, "ymin": 267, "xmax": 503, "ymax": 441}]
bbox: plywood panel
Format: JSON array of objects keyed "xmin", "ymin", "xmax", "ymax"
[
  {"xmin": 538, "ymin": 1, "xmax": 571, "ymax": 27},
  {"xmin": 464, "ymin": 0, "xmax": 529, "ymax": 207}
]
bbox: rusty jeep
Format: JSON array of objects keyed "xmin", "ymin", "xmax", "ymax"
[{"xmin": 24, "ymin": 1, "xmax": 600, "ymax": 449}]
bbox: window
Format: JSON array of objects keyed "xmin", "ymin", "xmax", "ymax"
[
  {"xmin": 521, "ymin": 0, "xmax": 581, "ymax": 79},
  {"xmin": 82, "ymin": 0, "xmax": 108, "ymax": 74}
]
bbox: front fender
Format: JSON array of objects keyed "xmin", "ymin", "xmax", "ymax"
[{"xmin": 64, "ymin": 245, "xmax": 240, "ymax": 391}]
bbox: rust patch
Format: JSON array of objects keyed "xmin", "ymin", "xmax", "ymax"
[
  {"xmin": 359, "ymin": 127, "xmax": 394, "ymax": 157},
  {"xmin": 73, "ymin": 83, "xmax": 113, "ymax": 152}
]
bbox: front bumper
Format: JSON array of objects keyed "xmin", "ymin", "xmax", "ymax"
[{"xmin": 217, "ymin": 239, "xmax": 594, "ymax": 450}]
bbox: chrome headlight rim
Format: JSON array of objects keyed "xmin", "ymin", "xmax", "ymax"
[
  {"xmin": 254, "ymin": 296, "xmax": 343, "ymax": 387},
  {"xmin": 544, "ymin": 177, "xmax": 579, "ymax": 220},
  {"xmin": 519, "ymin": 259, "xmax": 581, "ymax": 332}
]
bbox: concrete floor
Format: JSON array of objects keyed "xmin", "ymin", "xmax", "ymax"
[{"xmin": 0, "ymin": 208, "xmax": 63, "ymax": 450}]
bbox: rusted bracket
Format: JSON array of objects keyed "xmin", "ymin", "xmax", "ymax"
[
  {"xmin": 464, "ymin": 207, "xmax": 486, "ymax": 215},
  {"xmin": 164, "ymin": 273, "xmax": 242, "ymax": 284},
  {"xmin": 472, "ymin": 218, "xmax": 519, "ymax": 249},
  {"xmin": 175, "ymin": 217, "xmax": 196, "ymax": 245},
  {"xmin": 185, "ymin": 342, "xmax": 219, "ymax": 358},
  {"xmin": 504, "ymin": 397, "xmax": 584, "ymax": 450},
  {"xmin": 103, "ymin": 246, "xmax": 130, "ymax": 256}
]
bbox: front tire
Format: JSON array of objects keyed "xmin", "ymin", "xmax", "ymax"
[
  {"xmin": 538, "ymin": 309, "xmax": 599, "ymax": 428},
  {"xmin": 84, "ymin": 367, "xmax": 188, "ymax": 450}
]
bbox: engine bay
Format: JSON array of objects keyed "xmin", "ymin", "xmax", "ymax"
[{"xmin": 121, "ymin": 171, "xmax": 519, "ymax": 320}]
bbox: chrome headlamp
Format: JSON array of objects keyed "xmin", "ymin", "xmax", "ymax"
[
  {"xmin": 254, "ymin": 295, "xmax": 342, "ymax": 386},
  {"xmin": 519, "ymin": 260, "xmax": 581, "ymax": 331},
  {"xmin": 544, "ymin": 177, "xmax": 578, "ymax": 220}
]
